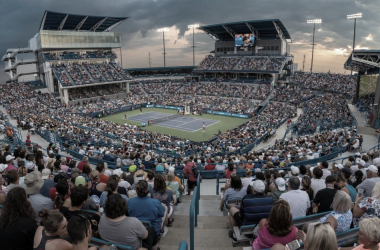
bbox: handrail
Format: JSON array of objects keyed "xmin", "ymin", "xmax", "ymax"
[{"xmin": 189, "ymin": 176, "xmax": 200, "ymax": 250}]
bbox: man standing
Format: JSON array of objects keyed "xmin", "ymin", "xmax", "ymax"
[
  {"xmin": 357, "ymin": 165, "xmax": 380, "ymax": 198},
  {"xmin": 311, "ymin": 168, "xmax": 325, "ymax": 199},
  {"xmin": 280, "ymin": 176, "xmax": 310, "ymax": 218},
  {"xmin": 183, "ymin": 159, "xmax": 197, "ymax": 195}
]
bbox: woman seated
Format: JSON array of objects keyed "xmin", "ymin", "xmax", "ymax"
[
  {"xmin": 128, "ymin": 181, "xmax": 167, "ymax": 236},
  {"xmin": 100, "ymin": 176, "xmax": 128, "ymax": 208},
  {"xmin": 89, "ymin": 170, "xmax": 106, "ymax": 198},
  {"xmin": 336, "ymin": 175, "xmax": 357, "ymax": 202},
  {"xmin": 99, "ymin": 193, "xmax": 159, "ymax": 250},
  {"xmin": 151, "ymin": 174, "xmax": 174, "ymax": 227},
  {"xmin": 33, "ymin": 209, "xmax": 72, "ymax": 250},
  {"xmin": 351, "ymin": 217, "xmax": 380, "ymax": 250},
  {"xmin": 166, "ymin": 172, "xmax": 181, "ymax": 204},
  {"xmin": 0, "ymin": 187, "xmax": 38, "ymax": 250},
  {"xmin": 241, "ymin": 168, "xmax": 254, "ymax": 189},
  {"xmin": 271, "ymin": 222, "xmax": 338, "ymax": 250},
  {"xmin": 318, "ymin": 191, "xmax": 352, "ymax": 234},
  {"xmin": 353, "ymin": 182, "xmax": 380, "ymax": 227},
  {"xmin": 252, "ymin": 199, "xmax": 297, "ymax": 250},
  {"xmin": 220, "ymin": 175, "xmax": 247, "ymax": 211}
]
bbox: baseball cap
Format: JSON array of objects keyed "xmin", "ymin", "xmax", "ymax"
[
  {"xmin": 75, "ymin": 176, "xmax": 86, "ymax": 187},
  {"xmin": 250, "ymin": 180, "xmax": 265, "ymax": 193},
  {"xmin": 104, "ymin": 169, "xmax": 112, "ymax": 177},
  {"xmin": 254, "ymin": 168, "xmax": 261, "ymax": 173},
  {"xmin": 291, "ymin": 165, "xmax": 300, "ymax": 175},
  {"xmin": 358, "ymin": 160, "xmax": 366, "ymax": 166},
  {"xmin": 129, "ymin": 165, "xmax": 137, "ymax": 172},
  {"xmin": 365, "ymin": 165, "xmax": 378, "ymax": 173},
  {"xmin": 275, "ymin": 178, "xmax": 286, "ymax": 191},
  {"xmin": 24, "ymin": 171, "xmax": 44, "ymax": 195},
  {"xmin": 335, "ymin": 164, "xmax": 344, "ymax": 170},
  {"xmin": 0, "ymin": 164, "xmax": 6, "ymax": 173},
  {"xmin": 5, "ymin": 155, "xmax": 14, "ymax": 162},
  {"xmin": 41, "ymin": 169, "xmax": 51, "ymax": 180},
  {"xmin": 169, "ymin": 167, "xmax": 175, "ymax": 173}
]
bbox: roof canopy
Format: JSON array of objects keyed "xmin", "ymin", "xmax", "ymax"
[
  {"xmin": 40, "ymin": 10, "xmax": 128, "ymax": 32},
  {"xmin": 198, "ymin": 19, "xmax": 292, "ymax": 42},
  {"xmin": 344, "ymin": 50, "xmax": 380, "ymax": 73}
]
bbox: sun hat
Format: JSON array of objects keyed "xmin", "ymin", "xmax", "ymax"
[{"xmin": 24, "ymin": 171, "xmax": 44, "ymax": 195}]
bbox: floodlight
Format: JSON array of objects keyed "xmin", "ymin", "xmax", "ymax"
[
  {"xmin": 188, "ymin": 24, "xmax": 200, "ymax": 29},
  {"xmin": 157, "ymin": 28, "xmax": 170, "ymax": 32},
  {"xmin": 307, "ymin": 19, "xmax": 322, "ymax": 24},
  {"xmin": 347, "ymin": 13, "xmax": 362, "ymax": 19}
]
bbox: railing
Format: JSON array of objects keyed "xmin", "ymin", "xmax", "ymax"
[{"xmin": 189, "ymin": 176, "xmax": 200, "ymax": 250}]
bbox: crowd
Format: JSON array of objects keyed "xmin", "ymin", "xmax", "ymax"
[
  {"xmin": 53, "ymin": 61, "xmax": 130, "ymax": 87},
  {"xmin": 196, "ymin": 55, "xmax": 286, "ymax": 72},
  {"xmin": 303, "ymin": 73, "xmax": 357, "ymax": 97},
  {"xmin": 44, "ymin": 50, "xmax": 117, "ymax": 61},
  {"xmin": 68, "ymin": 85, "xmax": 126, "ymax": 101},
  {"xmin": 272, "ymin": 87, "xmax": 316, "ymax": 104},
  {"xmin": 290, "ymin": 72, "xmax": 310, "ymax": 84}
]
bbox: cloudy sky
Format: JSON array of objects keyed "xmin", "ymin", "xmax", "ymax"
[{"xmin": 1, "ymin": 0, "xmax": 379, "ymax": 82}]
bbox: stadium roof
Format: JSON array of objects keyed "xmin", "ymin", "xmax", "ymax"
[
  {"xmin": 40, "ymin": 10, "xmax": 128, "ymax": 32},
  {"xmin": 198, "ymin": 19, "xmax": 292, "ymax": 42},
  {"xmin": 344, "ymin": 50, "xmax": 380, "ymax": 73}
]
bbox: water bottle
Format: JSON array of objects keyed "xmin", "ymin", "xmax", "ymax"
[{"xmin": 108, "ymin": 242, "xmax": 118, "ymax": 250}]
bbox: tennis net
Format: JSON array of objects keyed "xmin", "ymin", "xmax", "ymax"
[{"xmin": 150, "ymin": 113, "xmax": 180, "ymax": 124}]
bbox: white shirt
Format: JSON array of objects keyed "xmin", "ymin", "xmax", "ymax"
[
  {"xmin": 241, "ymin": 177, "xmax": 254, "ymax": 189},
  {"xmin": 280, "ymin": 190, "xmax": 310, "ymax": 219},
  {"xmin": 311, "ymin": 179, "xmax": 326, "ymax": 199},
  {"xmin": 321, "ymin": 168, "xmax": 331, "ymax": 180}
]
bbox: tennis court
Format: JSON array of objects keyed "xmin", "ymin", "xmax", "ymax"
[{"xmin": 127, "ymin": 111, "xmax": 219, "ymax": 132}]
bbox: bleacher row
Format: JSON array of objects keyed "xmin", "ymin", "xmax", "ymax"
[
  {"xmin": 44, "ymin": 50, "xmax": 117, "ymax": 61},
  {"xmin": 195, "ymin": 55, "xmax": 288, "ymax": 72},
  {"xmin": 53, "ymin": 62, "xmax": 132, "ymax": 87}
]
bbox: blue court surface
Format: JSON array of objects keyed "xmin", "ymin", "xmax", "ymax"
[{"xmin": 128, "ymin": 111, "xmax": 219, "ymax": 132}]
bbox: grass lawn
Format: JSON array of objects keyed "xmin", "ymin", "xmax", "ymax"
[{"xmin": 101, "ymin": 108, "xmax": 248, "ymax": 141}]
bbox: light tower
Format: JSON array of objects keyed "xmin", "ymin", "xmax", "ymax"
[{"xmin": 307, "ymin": 19, "xmax": 322, "ymax": 73}]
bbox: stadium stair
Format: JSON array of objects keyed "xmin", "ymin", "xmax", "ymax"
[
  {"xmin": 159, "ymin": 194, "xmax": 250, "ymax": 250},
  {"xmin": 109, "ymin": 63, "xmax": 126, "ymax": 80},
  {"xmin": 81, "ymin": 65, "xmax": 96, "ymax": 82},
  {"xmin": 63, "ymin": 67, "xmax": 75, "ymax": 84}
]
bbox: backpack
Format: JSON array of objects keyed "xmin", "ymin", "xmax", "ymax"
[{"xmin": 191, "ymin": 163, "xmax": 199, "ymax": 178}]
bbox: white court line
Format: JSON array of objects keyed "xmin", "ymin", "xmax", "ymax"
[
  {"xmin": 159, "ymin": 117, "xmax": 220, "ymax": 132},
  {"xmin": 192, "ymin": 120, "xmax": 220, "ymax": 133}
]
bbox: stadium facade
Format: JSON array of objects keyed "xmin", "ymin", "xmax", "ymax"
[{"xmin": 2, "ymin": 10, "xmax": 130, "ymax": 104}]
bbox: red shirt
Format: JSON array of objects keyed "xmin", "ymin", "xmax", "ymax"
[
  {"xmin": 184, "ymin": 162, "xmax": 197, "ymax": 182},
  {"xmin": 5, "ymin": 165, "xmax": 17, "ymax": 174},
  {"xmin": 99, "ymin": 174, "xmax": 109, "ymax": 184},
  {"xmin": 77, "ymin": 161, "xmax": 87, "ymax": 171},
  {"xmin": 50, "ymin": 187, "xmax": 57, "ymax": 201},
  {"xmin": 204, "ymin": 164, "xmax": 215, "ymax": 171}
]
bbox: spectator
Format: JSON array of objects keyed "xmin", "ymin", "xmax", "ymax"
[
  {"xmin": 89, "ymin": 170, "xmax": 106, "ymax": 197},
  {"xmin": 241, "ymin": 168, "xmax": 254, "ymax": 189},
  {"xmin": 220, "ymin": 175, "xmax": 247, "ymax": 210},
  {"xmin": 301, "ymin": 176, "xmax": 313, "ymax": 201},
  {"xmin": 124, "ymin": 165, "xmax": 137, "ymax": 186},
  {"xmin": 270, "ymin": 177, "xmax": 287, "ymax": 202},
  {"xmin": 77, "ymin": 157, "xmax": 88, "ymax": 171},
  {"xmin": 99, "ymin": 193, "xmax": 159, "ymax": 250},
  {"xmin": 143, "ymin": 155, "xmax": 155, "ymax": 170},
  {"xmin": 25, "ymin": 171, "xmax": 54, "ymax": 214},
  {"xmin": 96, "ymin": 162, "xmax": 108, "ymax": 184},
  {"xmin": 357, "ymin": 165, "xmax": 380, "ymax": 198},
  {"xmin": 228, "ymin": 180, "xmax": 273, "ymax": 243},
  {"xmin": 166, "ymin": 172, "xmax": 181, "ymax": 204},
  {"xmin": 5, "ymin": 155, "xmax": 17, "ymax": 173},
  {"xmin": 252, "ymin": 200, "xmax": 297, "ymax": 250},
  {"xmin": 60, "ymin": 186, "xmax": 101, "ymax": 233},
  {"xmin": 0, "ymin": 187, "xmax": 38, "ymax": 250},
  {"xmin": 271, "ymin": 222, "xmax": 338, "ymax": 250},
  {"xmin": 353, "ymin": 170, "xmax": 364, "ymax": 188},
  {"xmin": 4, "ymin": 169, "xmax": 19, "ymax": 195},
  {"xmin": 100, "ymin": 176, "xmax": 128, "ymax": 208},
  {"xmin": 310, "ymin": 167, "xmax": 325, "ymax": 199},
  {"xmin": 151, "ymin": 174, "xmax": 174, "ymax": 226},
  {"xmin": 353, "ymin": 182, "xmax": 380, "ymax": 227},
  {"xmin": 320, "ymin": 161, "xmax": 331, "ymax": 179},
  {"xmin": 351, "ymin": 218, "xmax": 380, "ymax": 250},
  {"xmin": 33, "ymin": 209, "xmax": 72, "ymax": 250},
  {"xmin": 0, "ymin": 174, "xmax": 5, "ymax": 204},
  {"xmin": 183, "ymin": 159, "xmax": 198, "ymax": 195},
  {"xmin": 128, "ymin": 180, "xmax": 166, "ymax": 236},
  {"xmin": 67, "ymin": 215, "xmax": 97, "ymax": 250},
  {"xmin": 312, "ymin": 175, "xmax": 337, "ymax": 214},
  {"xmin": 54, "ymin": 179, "xmax": 70, "ymax": 210},
  {"xmin": 336, "ymin": 175, "xmax": 357, "ymax": 202},
  {"xmin": 280, "ymin": 176, "xmax": 310, "ymax": 218},
  {"xmin": 318, "ymin": 191, "xmax": 352, "ymax": 234}
]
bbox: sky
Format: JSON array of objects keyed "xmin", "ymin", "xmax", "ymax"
[{"xmin": 1, "ymin": 0, "xmax": 380, "ymax": 82}]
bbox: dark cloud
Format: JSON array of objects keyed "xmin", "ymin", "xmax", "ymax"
[{"xmin": 1, "ymin": 0, "xmax": 379, "ymax": 81}]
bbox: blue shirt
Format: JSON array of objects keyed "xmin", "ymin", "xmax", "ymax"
[
  {"xmin": 128, "ymin": 196, "xmax": 165, "ymax": 235},
  {"xmin": 155, "ymin": 165, "xmax": 164, "ymax": 171},
  {"xmin": 99, "ymin": 192, "xmax": 128, "ymax": 208}
]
